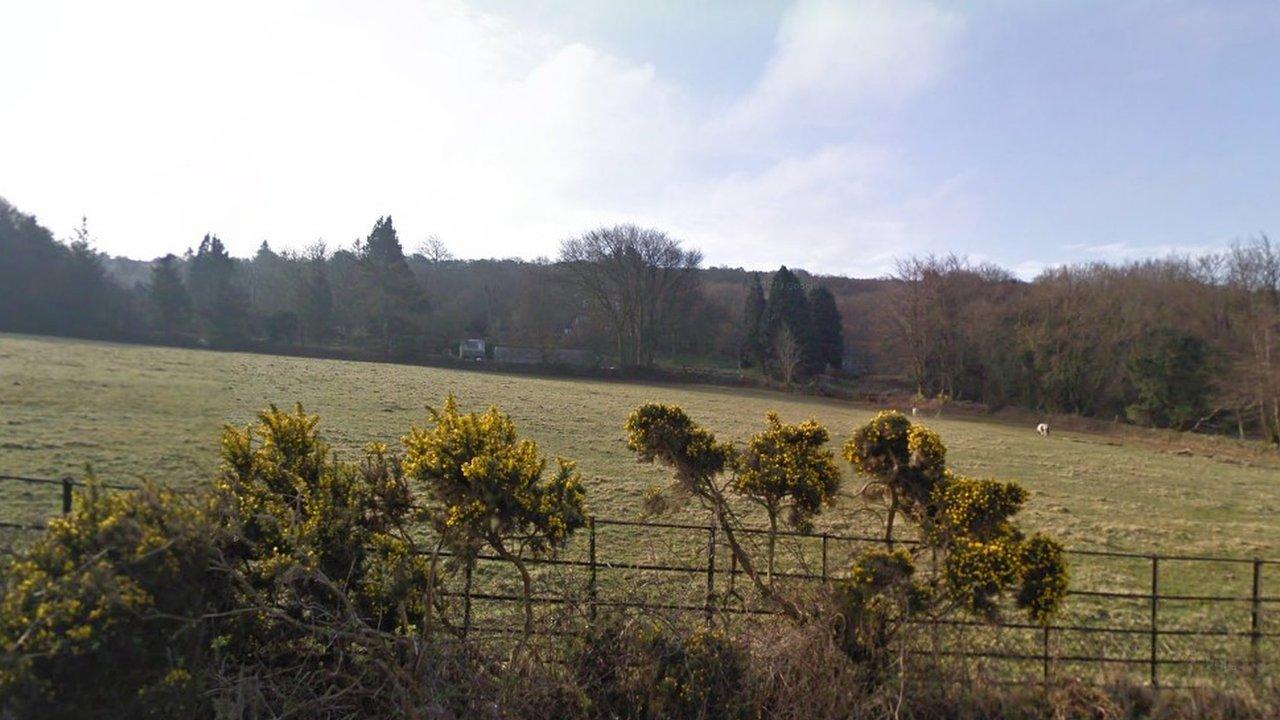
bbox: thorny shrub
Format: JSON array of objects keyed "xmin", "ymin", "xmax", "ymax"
[
  {"xmin": 563, "ymin": 613, "xmax": 753, "ymax": 720},
  {"xmin": 836, "ymin": 410, "xmax": 1069, "ymax": 669},
  {"xmin": 402, "ymin": 393, "xmax": 588, "ymax": 635},
  {"xmin": 0, "ymin": 481, "xmax": 225, "ymax": 719},
  {"xmin": 732, "ymin": 412, "xmax": 841, "ymax": 580},
  {"xmin": 0, "ymin": 403, "xmax": 523, "ymax": 718}
]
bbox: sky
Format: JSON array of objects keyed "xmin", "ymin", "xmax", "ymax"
[{"xmin": 2, "ymin": 0, "xmax": 1278, "ymax": 278}]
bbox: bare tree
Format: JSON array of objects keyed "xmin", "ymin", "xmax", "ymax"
[
  {"xmin": 773, "ymin": 324, "xmax": 802, "ymax": 387},
  {"xmin": 558, "ymin": 225, "xmax": 702, "ymax": 367},
  {"xmin": 890, "ymin": 257, "xmax": 933, "ymax": 397},
  {"xmin": 415, "ymin": 234, "xmax": 454, "ymax": 263},
  {"xmin": 1222, "ymin": 235, "xmax": 1280, "ymax": 445},
  {"xmin": 510, "ymin": 262, "xmax": 574, "ymax": 348}
]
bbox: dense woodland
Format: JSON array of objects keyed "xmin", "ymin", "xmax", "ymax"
[{"xmin": 2, "ymin": 196, "xmax": 1278, "ymax": 444}]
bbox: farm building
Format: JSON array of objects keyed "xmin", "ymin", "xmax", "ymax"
[{"xmin": 458, "ymin": 338, "xmax": 486, "ymax": 360}]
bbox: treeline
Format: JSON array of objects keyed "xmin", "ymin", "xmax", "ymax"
[
  {"xmin": 0, "ymin": 196, "xmax": 840, "ymax": 379},
  {"xmin": 877, "ymin": 249, "xmax": 1280, "ymax": 444},
  {"xmin": 1, "ymin": 195, "xmax": 1277, "ymax": 443}
]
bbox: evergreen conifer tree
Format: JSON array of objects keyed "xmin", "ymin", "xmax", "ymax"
[
  {"xmin": 808, "ymin": 285, "xmax": 844, "ymax": 372},
  {"xmin": 357, "ymin": 216, "xmax": 427, "ymax": 357},
  {"xmin": 740, "ymin": 273, "xmax": 766, "ymax": 368},
  {"xmin": 147, "ymin": 254, "xmax": 190, "ymax": 333},
  {"xmin": 763, "ymin": 266, "xmax": 818, "ymax": 378},
  {"xmin": 187, "ymin": 234, "xmax": 248, "ymax": 342}
]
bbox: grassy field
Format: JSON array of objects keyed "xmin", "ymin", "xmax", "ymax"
[
  {"xmin": 2, "ymin": 332, "xmax": 1276, "ymax": 555},
  {"xmin": 2, "ymin": 332, "xmax": 1278, "ymax": 679}
]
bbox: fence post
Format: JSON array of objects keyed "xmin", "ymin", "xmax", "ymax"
[
  {"xmin": 705, "ymin": 524, "xmax": 717, "ymax": 626},
  {"xmin": 821, "ymin": 534, "xmax": 829, "ymax": 583},
  {"xmin": 1042, "ymin": 626, "xmax": 1051, "ymax": 685},
  {"xmin": 930, "ymin": 546, "xmax": 941, "ymax": 661},
  {"xmin": 1252, "ymin": 558, "xmax": 1262, "ymax": 677},
  {"xmin": 588, "ymin": 517, "xmax": 598, "ymax": 622},
  {"xmin": 61, "ymin": 476, "xmax": 74, "ymax": 515},
  {"xmin": 462, "ymin": 560, "xmax": 473, "ymax": 640},
  {"xmin": 728, "ymin": 549, "xmax": 737, "ymax": 596},
  {"xmin": 1150, "ymin": 555, "xmax": 1159, "ymax": 688}
]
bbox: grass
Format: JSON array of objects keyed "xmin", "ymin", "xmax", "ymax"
[
  {"xmin": 2, "ymin": 332, "xmax": 1276, "ymax": 556},
  {"xmin": 1, "ymin": 332, "xmax": 1278, "ymax": 680}
]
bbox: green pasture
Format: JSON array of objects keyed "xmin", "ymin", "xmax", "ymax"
[{"xmin": 1, "ymin": 332, "xmax": 1277, "ymax": 680}]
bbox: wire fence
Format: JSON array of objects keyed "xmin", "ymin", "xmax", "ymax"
[{"xmin": 1, "ymin": 473, "xmax": 1276, "ymax": 688}]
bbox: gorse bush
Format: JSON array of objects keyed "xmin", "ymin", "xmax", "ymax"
[
  {"xmin": 732, "ymin": 412, "xmax": 841, "ymax": 580},
  {"xmin": 930, "ymin": 476, "xmax": 1027, "ymax": 543},
  {"xmin": 208, "ymin": 405, "xmax": 458, "ymax": 718},
  {"xmin": 0, "ymin": 398, "xmax": 580, "ymax": 718},
  {"xmin": 625, "ymin": 404, "xmax": 1069, "ymax": 643},
  {"xmin": 929, "ymin": 476, "xmax": 1068, "ymax": 623},
  {"xmin": 0, "ymin": 400, "xmax": 1091, "ymax": 719},
  {"xmin": 834, "ymin": 410, "xmax": 1069, "ymax": 669},
  {"xmin": 833, "ymin": 548, "xmax": 928, "ymax": 673},
  {"xmin": 625, "ymin": 403, "xmax": 842, "ymax": 617},
  {"xmin": 1015, "ymin": 534, "xmax": 1070, "ymax": 625},
  {"xmin": 732, "ymin": 412, "xmax": 841, "ymax": 531},
  {"xmin": 842, "ymin": 410, "xmax": 948, "ymax": 544},
  {"xmin": 625, "ymin": 402, "xmax": 733, "ymax": 489},
  {"xmin": 402, "ymin": 393, "xmax": 588, "ymax": 635},
  {"xmin": 0, "ymin": 481, "xmax": 224, "ymax": 719},
  {"xmin": 403, "ymin": 394, "xmax": 588, "ymax": 557},
  {"xmin": 565, "ymin": 614, "xmax": 753, "ymax": 720},
  {"xmin": 216, "ymin": 404, "xmax": 433, "ymax": 634}
]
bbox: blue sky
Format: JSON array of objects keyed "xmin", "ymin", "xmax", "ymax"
[{"xmin": 2, "ymin": 0, "xmax": 1277, "ymax": 277}]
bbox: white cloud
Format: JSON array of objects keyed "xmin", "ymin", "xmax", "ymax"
[
  {"xmin": 656, "ymin": 143, "xmax": 979, "ymax": 276},
  {"xmin": 0, "ymin": 0, "xmax": 684, "ymax": 258},
  {"xmin": 0, "ymin": 0, "xmax": 968, "ymax": 277},
  {"xmin": 718, "ymin": 0, "xmax": 963, "ymax": 138},
  {"xmin": 1070, "ymin": 241, "xmax": 1225, "ymax": 263},
  {"xmin": 660, "ymin": 144, "xmax": 904, "ymax": 270},
  {"xmin": 645, "ymin": 0, "xmax": 971, "ymax": 276},
  {"xmin": 1003, "ymin": 240, "xmax": 1231, "ymax": 281},
  {"xmin": 1008, "ymin": 260, "xmax": 1049, "ymax": 281}
]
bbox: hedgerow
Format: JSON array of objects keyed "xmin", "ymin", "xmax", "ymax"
[{"xmin": 12, "ymin": 401, "xmax": 1270, "ymax": 720}]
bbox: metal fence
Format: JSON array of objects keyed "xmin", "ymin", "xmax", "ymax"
[{"xmin": 1, "ymin": 473, "xmax": 1276, "ymax": 687}]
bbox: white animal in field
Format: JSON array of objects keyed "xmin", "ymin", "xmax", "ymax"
[
  {"xmin": 1036, "ymin": 423, "xmax": 1050, "ymax": 437},
  {"xmin": 911, "ymin": 407, "xmax": 918, "ymax": 417}
]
